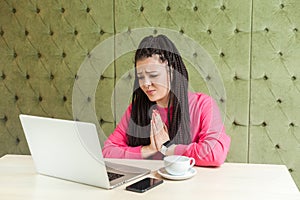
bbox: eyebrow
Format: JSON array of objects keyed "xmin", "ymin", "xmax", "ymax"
[{"xmin": 137, "ymin": 70, "xmax": 159, "ymax": 75}]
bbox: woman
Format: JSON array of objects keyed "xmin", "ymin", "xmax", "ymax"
[{"xmin": 102, "ymin": 34, "xmax": 230, "ymax": 166}]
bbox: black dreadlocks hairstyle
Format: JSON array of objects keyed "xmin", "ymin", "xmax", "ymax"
[{"xmin": 127, "ymin": 34, "xmax": 191, "ymax": 147}]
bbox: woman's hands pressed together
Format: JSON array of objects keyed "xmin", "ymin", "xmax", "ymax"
[
  {"xmin": 141, "ymin": 109, "xmax": 170, "ymax": 158},
  {"xmin": 152, "ymin": 109, "xmax": 170, "ymax": 150}
]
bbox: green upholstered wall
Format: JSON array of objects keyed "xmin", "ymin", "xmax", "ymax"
[
  {"xmin": 250, "ymin": 0, "xmax": 300, "ymax": 188},
  {"xmin": 0, "ymin": 0, "xmax": 299, "ymax": 188}
]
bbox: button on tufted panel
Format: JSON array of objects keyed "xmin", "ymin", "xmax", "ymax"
[
  {"xmin": 0, "ymin": 0, "xmax": 114, "ymax": 155},
  {"xmin": 251, "ymin": 0, "xmax": 300, "ymax": 188},
  {"xmin": 114, "ymin": 0, "xmax": 252, "ymax": 163}
]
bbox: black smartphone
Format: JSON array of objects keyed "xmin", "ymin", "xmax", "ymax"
[{"xmin": 125, "ymin": 177, "xmax": 163, "ymax": 193}]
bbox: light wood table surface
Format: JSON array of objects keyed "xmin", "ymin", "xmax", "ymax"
[{"xmin": 0, "ymin": 154, "xmax": 299, "ymax": 200}]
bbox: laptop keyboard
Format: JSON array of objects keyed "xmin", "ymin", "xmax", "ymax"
[{"xmin": 107, "ymin": 172, "xmax": 124, "ymax": 181}]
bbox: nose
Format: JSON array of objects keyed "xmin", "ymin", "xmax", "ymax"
[{"xmin": 143, "ymin": 77, "xmax": 152, "ymax": 87}]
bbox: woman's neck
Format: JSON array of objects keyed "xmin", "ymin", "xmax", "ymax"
[{"xmin": 156, "ymin": 95, "xmax": 172, "ymax": 108}]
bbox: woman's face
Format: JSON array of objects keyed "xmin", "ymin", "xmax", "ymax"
[{"xmin": 136, "ymin": 54, "xmax": 171, "ymax": 108}]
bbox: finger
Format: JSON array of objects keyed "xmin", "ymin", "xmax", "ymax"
[
  {"xmin": 150, "ymin": 120, "xmax": 153, "ymax": 136},
  {"xmin": 163, "ymin": 124, "xmax": 170, "ymax": 141},
  {"xmin": 150, "ymin": 120, "xmax": 157, "ymax": 149},
  {"xmin": 151, "ymin": 110, "xmax": 156, "ymax": 124},
  {"xmin": 163, "ymin": 124, "xmax": 168, "ymax": 132},
  {"xmin": 152, "ymin": 118, "xmax": 158, "ymax": 134},
  {"xmin": 155, "ymin": 114, "xmax": 163, "ymax": 132},
  {"xmin": 152, "ymin": 110, "xmax": 160, "ymax": 126},
  {"xmin": 150, "ymin": 119, "xmax": 156, "ymax": 138}
]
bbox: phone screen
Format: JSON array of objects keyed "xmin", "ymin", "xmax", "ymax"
[{"xmin": 125, "ymin": 177, "xmax": 163, "ymax": 193}]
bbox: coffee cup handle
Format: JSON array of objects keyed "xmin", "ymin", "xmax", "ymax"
[{"xmin": 189, "ymin": 157, "xmax": 195, "ymax": 168}]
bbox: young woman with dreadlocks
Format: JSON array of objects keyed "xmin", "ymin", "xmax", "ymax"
[{"xmin": 102, "ymin": 35, "xmax": 230, "ymax": 166}]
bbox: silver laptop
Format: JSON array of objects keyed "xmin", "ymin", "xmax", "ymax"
[{"xmin": 19, "ymin": 114, "xmax": 150, "ymax": 189}]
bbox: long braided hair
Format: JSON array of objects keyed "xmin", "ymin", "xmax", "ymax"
[{"xmin": 127, "ymin": 34, "xmax": 191, "ymax": 146}]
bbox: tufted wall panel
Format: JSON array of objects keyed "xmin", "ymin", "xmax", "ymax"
[
  {"xmin": 250, "ymin": 0, "xmax": 300, "ymax": 188},
  {"xmin": 0, "ymin": 0, "xmax": 114, "ymax": 153},
  {"xmin": 0, "ymin": 0, "xmax": 299, "ymax": 188}
]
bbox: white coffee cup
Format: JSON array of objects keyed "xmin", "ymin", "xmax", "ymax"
[{"xmin": 164, "ymin": 155, "xmax": 195, "ymax": 176}]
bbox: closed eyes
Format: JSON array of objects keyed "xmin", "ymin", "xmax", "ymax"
[{"xmin": 137, "ymin": 74, "xmax": 159, "ymax": 80}]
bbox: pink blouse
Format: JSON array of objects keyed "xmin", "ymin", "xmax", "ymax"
[{"xmin": 102, "ymin": 92, "xmax": 231, "ymax": 166}]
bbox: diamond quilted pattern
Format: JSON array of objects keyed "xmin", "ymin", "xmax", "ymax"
[{"xmin": 0, "ymin": 0, "xmax": 299, "ymax": 189}]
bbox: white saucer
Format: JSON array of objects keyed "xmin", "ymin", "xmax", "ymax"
[{"xmin": 157, "ymin": 167, "xmax": 197, "ymax": 180}]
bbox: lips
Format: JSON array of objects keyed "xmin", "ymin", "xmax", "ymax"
[{"xmin": 146, "ymin": 90, "xmax": 156, "ymax": 95}]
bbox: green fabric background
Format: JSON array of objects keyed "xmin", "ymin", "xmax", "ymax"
[{"xmin": 0, "ymin": 0, "xmax": 299, "ymax": 189}]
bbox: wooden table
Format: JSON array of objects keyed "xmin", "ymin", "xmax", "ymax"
[{"xmin": 0, "ymin": 155, "xmax": 299, "ymax": 200}]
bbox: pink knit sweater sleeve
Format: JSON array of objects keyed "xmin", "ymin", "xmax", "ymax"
[
  {"xmin": 102, "ymin": 105, "xmax": 143, "ymax": 159},
  {"xmin": 174, "ymin": 93, "xmax": 231, "ymax": 166}
]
